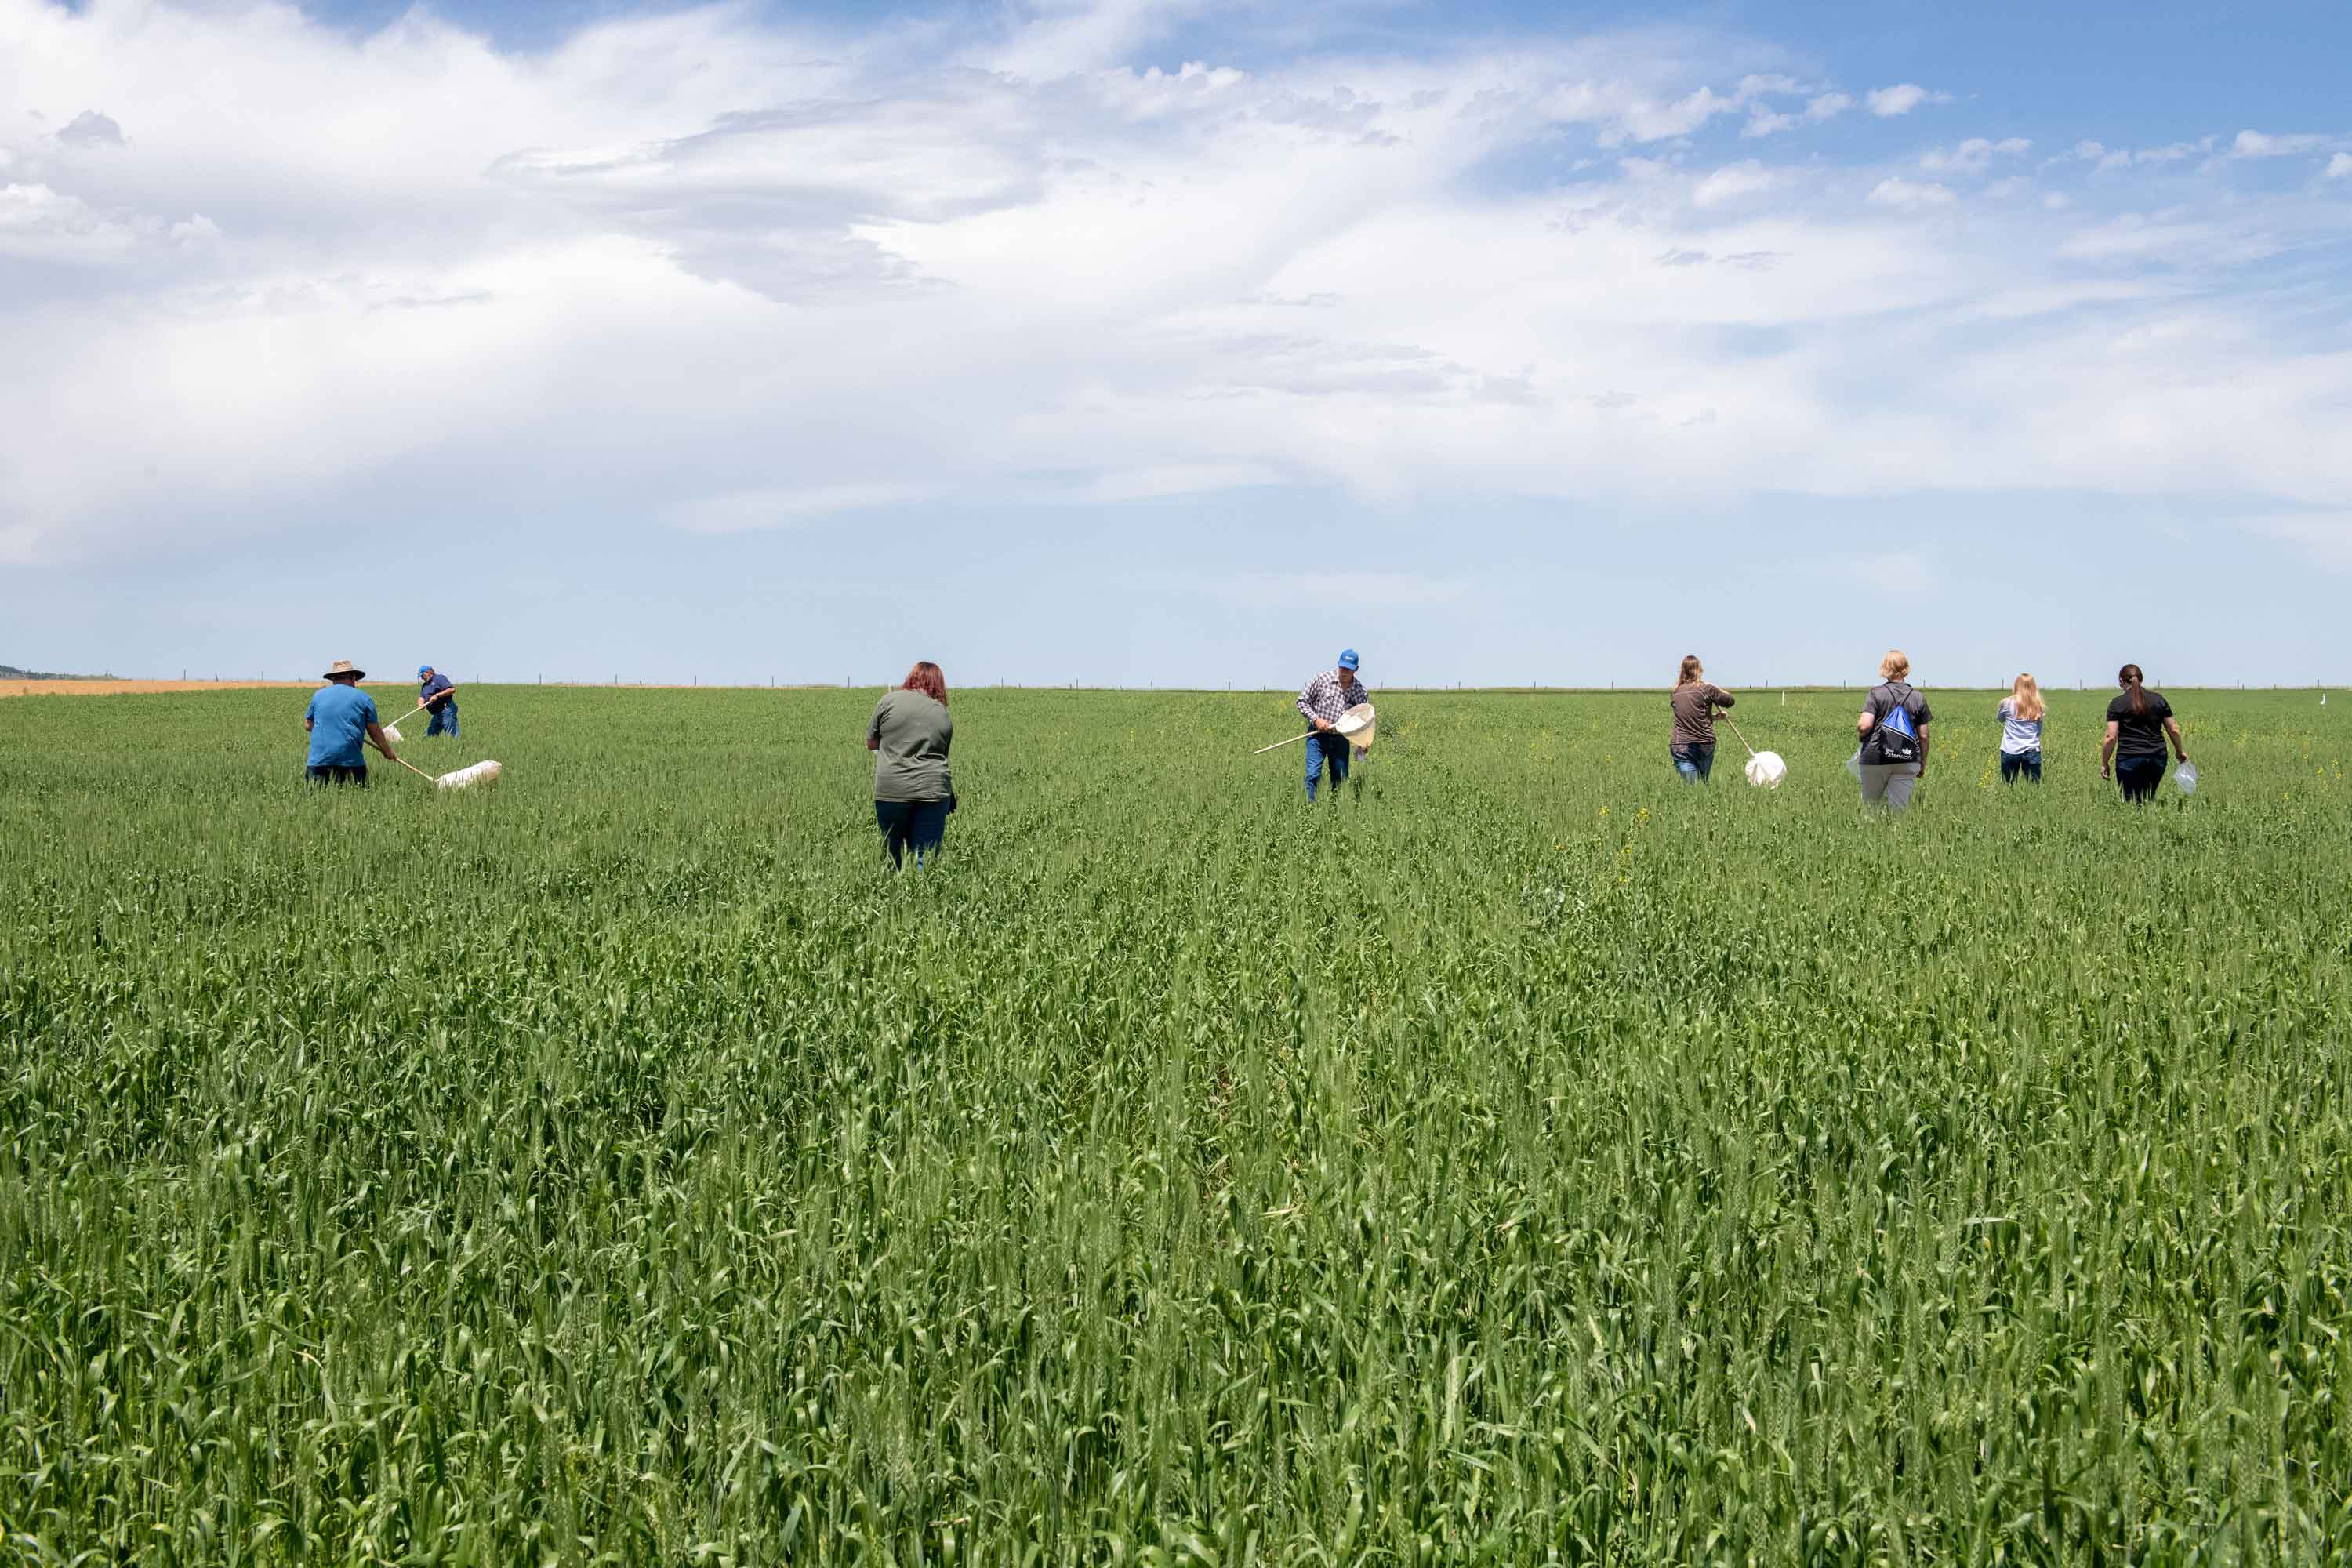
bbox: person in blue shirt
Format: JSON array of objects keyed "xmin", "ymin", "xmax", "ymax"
[
  {"xmin": 304, "ymin": 659, "xmax": 398, "ymax": 785},
  {"xmin": 417, "ymin": 665, "xmax": 459, "ymax": 739}
]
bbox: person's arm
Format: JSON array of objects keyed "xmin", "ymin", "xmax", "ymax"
[
  {"xmin": 305, "ymin": 718, "xmax": 314, "ymax": 733},
  {"xmin": 1856, "ymin": 708, "xmax": 1875, "ymax": 737},
  {"xmin": 2100, "ymin": 720, "xmax": 2120, "ymax": 777},
  {"xmin": 866, "ymin": 707, "xmax": 884, "ymax": 752},
  {"xmin": 1712, "ymin": 685, "xmax": 1734, "ymax": 710},
  {"xmin": 2163, "ymin": 716, "xmax": 2188, "ymax": 762},
  {"xmin": 1298, "ymin": 681, "xmax": 1331, "ymax": 730},
  {"xmin": 1915, "ymin": 723, "xmax": 1929, "ymax": 779},
  {"xmin": 366, "ymin": 722, "xmax": 397, "ymax": 763}
]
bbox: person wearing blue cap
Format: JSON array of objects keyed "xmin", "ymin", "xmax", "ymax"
[
  {"xmin": 1295, "ymin": 649, "xmax": 1370, "ymax": 801},
  {"xmin": 417, "ymin": 665, "xmax": 459, "ymax": 739}
]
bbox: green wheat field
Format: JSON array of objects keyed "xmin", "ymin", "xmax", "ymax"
[{"xmin": 3, "ymin": 685, "xmax": 2348, "ymax": 1565}]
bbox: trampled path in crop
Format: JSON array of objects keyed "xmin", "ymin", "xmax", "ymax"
[{"xmin": 3, "ymin": 686, "xmax": 2348, "ymax": 1563}]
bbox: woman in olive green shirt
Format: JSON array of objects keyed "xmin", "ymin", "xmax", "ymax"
[{"xmin": 867, "ymin": 662, "xmax": 956, "ymax": 869}]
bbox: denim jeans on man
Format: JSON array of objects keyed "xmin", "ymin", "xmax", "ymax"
[
  {"xmin": 2000, "ymin": 750, "xmax": 2042, "ymax": 783},
  {"xmin": 426, "ymin": 701, "xmax": 459, "ymax": 739},
  {"xmin": 2115, "ymin": 754, "xmax": 2166, "ymax": 803},
  {"xmin": 875, "ymin": 799, "xmax": 950, "ymax": 868},
  {"xmin": 1304, "ymin": 731, "xmax": 1352, "ymax": 800},
  {"xmin": 1672, "ymin": 742, "xmax": 1715, "ymax": 783}
]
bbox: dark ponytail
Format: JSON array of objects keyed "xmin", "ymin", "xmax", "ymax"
[{"xmin": 2118, "ymin": 662, "xmax": 2147, "ymax": 716}]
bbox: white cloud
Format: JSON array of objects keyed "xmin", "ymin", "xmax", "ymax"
[
  {"xmin": 56, "ymin": 110, "xmax": 125, "ymax": 147},
  {"xmin": 665, "ymin": 483, "xmax": 938, "ymax": 534},
  {"xmin": 0, "ymin": 181, "xmax": 140, "ymax": 262},
  {"xmin": 2328, "ymin": 153, "xmax": 2352, "ymax": 178},
  {"xmin": 0, "ymin": 0, "xmax": 2349, "ymax": 574},
  {"xmin": 1920, "ymin": 136, "xmax": 2031, "ymax": 176},
  {"xmin": 1691, "ymin": 160, "xmax": 1783, "ymax": 207},
  {"xmin": 1051, "ymin": 463, "xmax": 1283, "ymax": 503},
  {"xmin": 1867, "ymin": 176, "xmax": 1957, "ymax": 209},
  {"xmin": 2232, "ymin": 129, "xmax": 2328, "ymax": 158},
  {"xmin": 2077, "ymin": 139, "xmax": 2205, "ymax": 171},
  {"xmin": 1742, "ymin": 88, "xmax": 1851, "ymax": 137},
  {"xmin": 1865, "ymin": 83, "xmax": 1944, "ymax": 118}
]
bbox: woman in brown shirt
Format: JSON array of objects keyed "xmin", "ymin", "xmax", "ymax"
[{"xmin": 1668, "ymin": 655, "xmax": 1734, "ymax": 783}]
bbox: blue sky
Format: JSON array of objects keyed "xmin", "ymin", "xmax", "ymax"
[{"xmin": 5, "ymin": 0, "xmax": 2350, "ymax": 688}]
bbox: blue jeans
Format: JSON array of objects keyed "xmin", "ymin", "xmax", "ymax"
[
  {"xmin": 426, "ymin": 701, "xmax": 459, "ymax": 739},
  {"xmin": 1305, "ymin": 731, "xmax": 1352, "ymax": 800},
  {"xmin": 2116, "ymin": 754, "xmax": 2165, "ymax": 803},
  {"xmin": 2000, "ymin": 750, "xmax": 2042, "ymax": 783},
  {"xmin": 1672, "ymin": 743, "xmax": 1715, "ymax": 783},
  {"xmin": 876, "ymin": 798, "xmax": 950, "ymax": 869}
]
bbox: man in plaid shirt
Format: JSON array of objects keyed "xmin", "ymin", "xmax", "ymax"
[{"xmin": 1296, "ymin": 648, "xmax": 1370, "ymax": 801}]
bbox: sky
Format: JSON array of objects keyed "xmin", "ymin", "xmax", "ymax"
[{"xmin": 3, "ymin": 0, "xmax": 2349, "ymax": 689}]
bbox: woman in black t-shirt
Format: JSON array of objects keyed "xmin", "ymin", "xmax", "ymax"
[{"xmin": 2100, "ymin": 663, "xmax": 2188, "ymax": 803}]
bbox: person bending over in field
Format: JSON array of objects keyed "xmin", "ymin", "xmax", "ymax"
[
  {"xmin": 868, "ymin": 662, "xmax": 956, "ymax": 869},
  {"xmin": 1668, "ymin": 655, "xmax": 1733, "ymax": 783},
  {"xmin": 1854, "ymin": 649, "xmax": 1930, "ymax": 812},
  {"xmin": 304, "ymin": 659, "xmax": 398, "ymax": 786},
  {"xmin": 417, "ymin": 664, "xmax": 459, "ymax": 739},
  {"xmin": 1296, "ymin": 648, "xmax": 1370, "ymax": 802},
  {"xmin": 1997, "ymin": 673, "xmax": 2045, "ymax": 783},
  {"xmin": 2101, "ymin": 664, "xmax": 2189, "ymax": 803}
]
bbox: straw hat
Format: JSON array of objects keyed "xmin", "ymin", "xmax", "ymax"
[{"xmin": 321, "ymin": 659, "xmax": 366, "ymax": 681}]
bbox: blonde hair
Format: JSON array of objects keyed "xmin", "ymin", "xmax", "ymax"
[
  {"xmin": 1879, "ymin": 649, "xmax": 1911, "ymax": 681},
  {"xmin": 1675, "ymin": 655, "xmax": 1704, "ymax": 688},
  {"xmin": 2009, "ymin": 673, "xmax": 2043, "ymax": 722}
]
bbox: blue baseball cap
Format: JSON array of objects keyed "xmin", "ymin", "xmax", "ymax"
[
  {"xmin": 1338, "ymin": 648, "xmax": 1359, "ymax": 670},
  {"xmin": 418, "ymin": 665, "xmax": 433, "ymax": 675}
]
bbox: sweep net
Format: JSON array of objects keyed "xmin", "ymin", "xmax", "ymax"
[{"xmin": 436, "ymin": 760, "xmax": 503, "ymax": 791}]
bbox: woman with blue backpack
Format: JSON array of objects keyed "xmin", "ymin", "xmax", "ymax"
[{"xmin": 1853, "ymin": 650, "xmax": 1932, "ymax": 811}]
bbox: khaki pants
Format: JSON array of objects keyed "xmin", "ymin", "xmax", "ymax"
[{"xmin": 1858, "ymin": 762, "xmax": 1921, "ymax": 811}]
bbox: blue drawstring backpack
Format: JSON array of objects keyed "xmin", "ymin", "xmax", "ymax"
[{"xmin": 1876, "ymin": 682, "xmax": 1922, "ymax": 763}]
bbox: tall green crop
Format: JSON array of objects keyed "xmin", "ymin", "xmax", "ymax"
[{"xmin": 2, "ymin": 685, "xmax": 2348, "ymax": 1563}]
